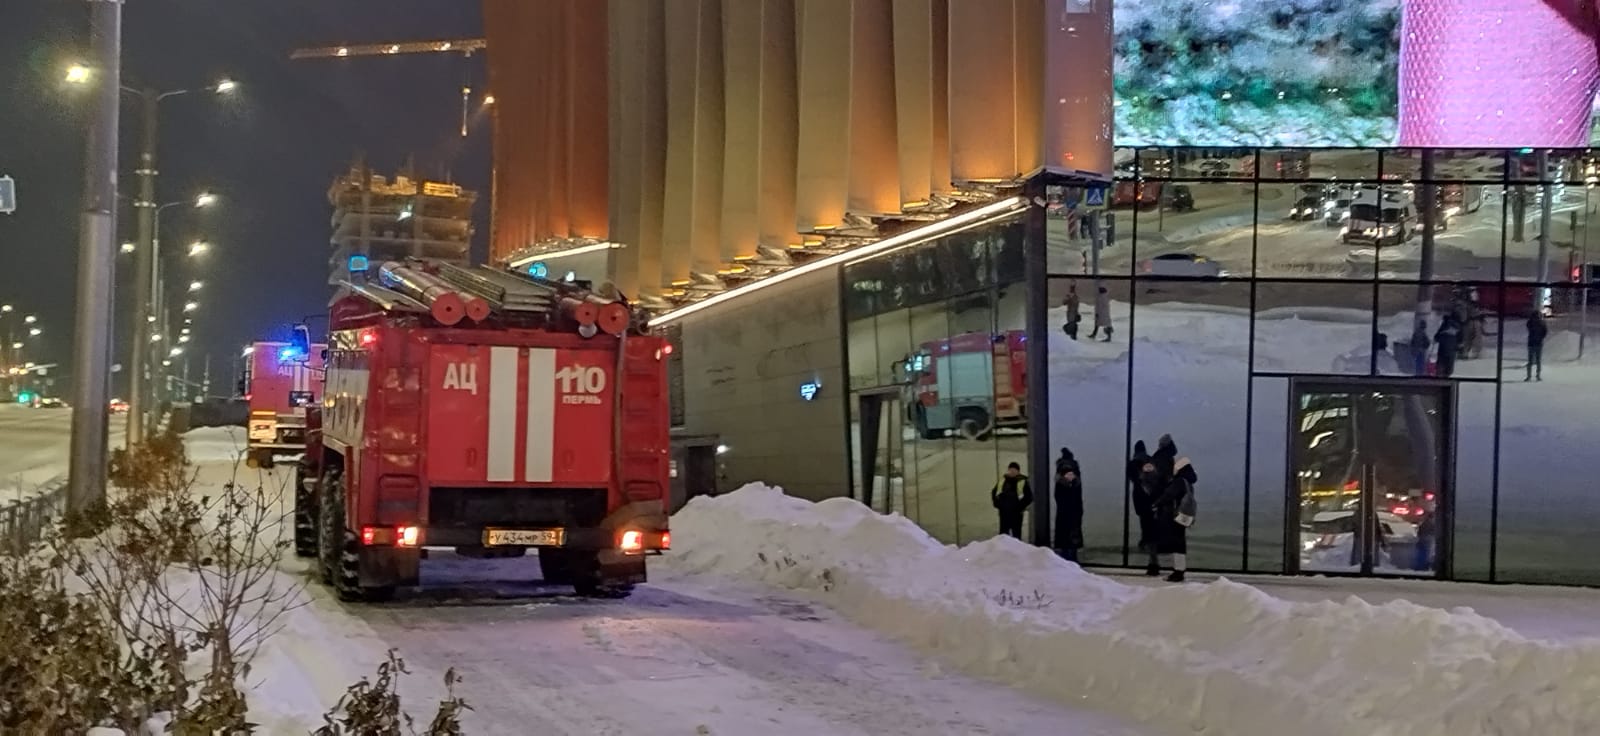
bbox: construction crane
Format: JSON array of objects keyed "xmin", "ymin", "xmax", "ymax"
[{"xmin": 291, "ymin": 38, "xmax": 492, "ymax": 136}]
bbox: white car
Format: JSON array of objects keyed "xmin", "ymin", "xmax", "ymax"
[{"xmin": 1139, "ymin": 253, "xmax": 1226, "ymax": 278}]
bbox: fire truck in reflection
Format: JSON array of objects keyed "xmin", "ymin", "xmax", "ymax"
[
  {"xmin": 294, "ymin": 259, "xmax": 670, "ymax": 601},
  {"xmin": 901, "ymin": 330, "xmax": 1026, "ymax": 440},
  {"xmin": 242, "ymin": 334, "xmax": 326, "ymax": 469}
]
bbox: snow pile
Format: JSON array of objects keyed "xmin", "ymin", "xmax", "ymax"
[{"xmin": 668, "ymin": 484, "xmax": 1600, "ymax": 736}]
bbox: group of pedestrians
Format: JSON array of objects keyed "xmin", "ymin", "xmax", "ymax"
[
  {"xmin": 1127, "ymin": 435, "xmax": 1197, "ymax": 582},
  {"xmin": 989, "ymin": 436, "xmax": 1196, "ymax": 583},
  {"xmin": 1060, "ymin": 283, "xmax": 1113, "ymax": 342}
]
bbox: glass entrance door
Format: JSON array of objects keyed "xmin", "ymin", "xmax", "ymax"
[
  {"xmin": 856, "ymin": 391, "xmax": 907, "ymax": 516},
  {"xmin": 1288, "ymin": 381, "xmax": 1452, "ymax": 578}
]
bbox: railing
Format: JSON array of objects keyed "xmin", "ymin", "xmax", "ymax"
[{"xmin": 1, "ymin": 479, "xmax": 66, "ymax": 555}]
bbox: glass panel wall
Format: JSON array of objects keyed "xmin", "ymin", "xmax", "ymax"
[
  {"xmin": 843, "ymin": 214, "xmax": 1032, "ymax": 546},
  {"xmin": 1024, "ymin": 146, "xmax": 1600, "ymax": 585}
]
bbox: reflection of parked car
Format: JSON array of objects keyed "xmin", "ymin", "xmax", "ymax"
[
  {"xmin": 1342, "ymin": 189, "xmax": 1414, "ymax": 246},
  {"xmin": 1140, "ymin": 253, "xmax": 1225, "ymax": 278},
  {"xmin": 1288, "ymin": 195, "xmax": 1322, "ymax": 221},
  {"xmin": 1300, "ymin": 509, "xmax": 1417, "ymax": 555},
  {"xmin": 1163, "ymin": 184, "xmax": 1194, "ymax": 212},
  {"xmin": 36, "ymin": 397, "xmax": 68, "ymax": 409},
  {"xmin": 109, "ymin": 398, "xmax": 130, "ymax": 413}
]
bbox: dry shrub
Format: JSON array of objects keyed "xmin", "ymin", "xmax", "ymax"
[{"xmin": 315, "ymin": 651, "xmax": 469, "ymax": 736}]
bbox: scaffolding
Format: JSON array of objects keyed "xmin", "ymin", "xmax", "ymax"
[{"xmin": 327, "ymin": 162, "xmax": 477, "ymax": 285}]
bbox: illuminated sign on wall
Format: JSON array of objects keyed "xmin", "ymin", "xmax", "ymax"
[
  {"xmin": 1115, "ymin": 2, "xmax": 1600, "ymax": 148},
  {"xmin": 799, "ymin": 380, "xmax": 821, "ymax": 402}
]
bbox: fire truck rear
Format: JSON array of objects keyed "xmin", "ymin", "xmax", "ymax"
[
  {"xmin": 294, "ymin": 259, "xmax": 670, "ymax": 601},
  {"xmin": 244, "ymin": 340, "xmax": 326, "ymax": 468},
  {"xmin": 903, "ymin": 330, "xmax": 1026, "ymax": 440}
]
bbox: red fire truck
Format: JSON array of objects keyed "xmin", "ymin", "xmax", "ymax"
[
  {"xmin": 902, "ymin": 330, "xmax": 1026, "ymax": 440},
  {"xmin": 294, "ymin": 259, "xmax": 671, "ymax": 601},
  {"xmin": 243, "ymin": 338, "xmax": 326, "ymax": 468}
]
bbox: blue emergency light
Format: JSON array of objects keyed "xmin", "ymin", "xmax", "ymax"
[
  {"xmin": 528, "ymin": 261, "xmax": 549, "ymax": 278},
  {"xmin": 348, "ymin": 254, "xmax": 370, "ymax": 273}
]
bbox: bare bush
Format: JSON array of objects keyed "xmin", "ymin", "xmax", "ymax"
[{"xmin": 315, "ymin": 650, "xmax": 470, "ymax": 736}]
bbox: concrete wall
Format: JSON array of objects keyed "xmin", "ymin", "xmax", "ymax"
[{"xmin": 674, "ymin": 266, "xmax": 848, "ymax": 502}]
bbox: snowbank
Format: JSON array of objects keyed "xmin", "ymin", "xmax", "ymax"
[{"xmin": 667, "ymin": 484, "xmax": 1600, "ymax": 736}]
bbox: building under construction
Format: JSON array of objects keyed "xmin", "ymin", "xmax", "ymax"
[{"xmin": 327, "ymin": 164, "xmax": 477, "ymax": 285}]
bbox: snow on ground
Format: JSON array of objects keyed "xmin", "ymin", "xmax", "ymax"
[
  {"xmin": 160, "ymin": 429, "xmax": 1156, "ymax": 735},
  {"xmin": 671, "ymin": 484, "xmax": 1600, "ymax": 736}
]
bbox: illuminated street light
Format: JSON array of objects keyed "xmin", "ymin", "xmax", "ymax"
[
  {"xmin": 0, "ymin": 305, "xmax": 12, "ymax": 313},
  {"xmin": 65, "ymin": 64, "xmax": 92, "ymax": 84},
  {"xmin": 23, "ymin": 315, "xmax": 36, "ymax": 324},
  {"xmin": 195, "ymin": 192, "xmax": 217, "ymax": 208},
  {"xmin": 162, "ymin": 359, "xmax": 171, "ymax": 367},
  {"xmin": 178, "ymin": 335, "xmax": 190, "ymax": 344},
  {"xmin": 28, "ymin": 327, "xmax": 41, "ymax": 337},
  {"xmin": 214, "ymin": 79, "xmax": 238, "ymax": 94},
  {"xmin": 183, "ymin": 301, "xmax": 199, "ymax": 313},
  {"xmin": 483, "ymin": 94, "xmax": 496, "ymax": 106},
  {"xmin": 188, "ymin": 280, "xmax": 203, "ymax": 292},
  {"xmin": 150, "ymin": 333, "xmax": 162, "ymax": 343},
  {"xmin": 169, "ymin": 347, "xmax": 184, "ymax": 357},
  {"xmin": 10, "ymin": 342, "xmax": 21, "ymax": 350},
  {"xmin": 188, "ymin": 241, "xmax": 210, "ymax": 256},
  {"xmin": 121, "ymin": 242, "xmax": 136, "ymax": 254}
]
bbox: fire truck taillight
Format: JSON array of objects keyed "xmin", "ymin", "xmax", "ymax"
[
  {"xmin": 396, "ymin": 526, "xmax": 420, "ymax": 547},
  {"xmin": 361, "ymin": 527, "xmax": 379, "ymax": 546},
  {"xmin": 358, "ymin": 329, "xmax": 378, "ymax": 348},
  {"xmin": 360, "ymin": 526, "xmax": 421, "ymax": 546},
  {"xmin": 660, "ymin": 531, "xmax": 671, "ymax": 550},
  {"xmin": 619, "ymin": 529, "xmax": 644, "ymax": 553}
]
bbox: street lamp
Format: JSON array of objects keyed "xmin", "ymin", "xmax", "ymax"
[
  {"xmin": 121, "ymin": 242, "xmax": 136, "ymax": 254},
  {"xmin": 28, "ymin": 327, "xmax": 41, "ymax": 337},
  {"xmin": 9, "ymin": 342, "xmax": 20, "ymax": 350},
  {"xmin": 0, "ymin": 305, "xmax": 11, "ymax": 313},
  {"xmin": 169, "ymin": 347, "xmax": 184, "ymax": 357},
  {"xmin": 188, "ymin": 240, "xmax": 210, "ymax": 256},
  {"xmin": 24, "ymin": 315, "xmax": 36, "ymax": 324},
  {"xmin": 214, "ymin": 79, "xmax": 238, "ymax": 94},
  {"xmin": 183, "ymin": 301, "xmax": 198, "ymax": 313},
  {"xmin": 188, "ymin": 280, "xmax": 203, "ymax": 292},
  {"xmin": 64, "ymin": 64, "xmax": 92, "ymax": 85},
  {"xmin": 195, "ymin": 192, "xmax": 218, "ymax": 208}
]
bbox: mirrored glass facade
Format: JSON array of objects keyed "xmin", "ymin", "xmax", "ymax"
[
  {"xmin": 1038, "ymin": 146, "xmax": 1600, "ymax": 585},
  {"xmin": 839, "ymin": 146, "xmax": 1600, "ymax": 586}
]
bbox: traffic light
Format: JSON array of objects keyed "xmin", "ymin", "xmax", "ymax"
[{"xmin": 16, "ymin": 392, "xmax": 33, "ymax": 404}]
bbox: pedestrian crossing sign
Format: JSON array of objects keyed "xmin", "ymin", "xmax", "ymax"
[{"xmin": 1084, "ymin": 186, "xmax": 1106, "ymax": 208}]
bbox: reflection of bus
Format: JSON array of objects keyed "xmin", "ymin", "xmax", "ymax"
[{"xmin": 901, "ymin": 331, "xmax": 1026, "ymax": 441}]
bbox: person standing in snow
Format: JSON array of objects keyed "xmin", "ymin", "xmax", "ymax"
[
  {"xmin": 1131, "ymin": 454, "xmax": 1162, "ymax": 576},
  {"xmin": 1089, "ymin": 286, "xmax": 1113, "ymax": 342},
  {"xmin": 1054, "ymin": 464, "xmax": 1084, "ymax": 562},
  {"xmin": 1062, "ymin": 285, "xmax": 1082, "ymax": 341},
  {"xmin": 1153, "ymin": 457, "xmax": 1196, "ymax": 583},
  {"xmin": 1526, "ymin": 311, "xmax": 1548, "ymax": 381},
  {"xmin": 991, "ymin": 462, "xmax": 1033, "ymax": 539}
]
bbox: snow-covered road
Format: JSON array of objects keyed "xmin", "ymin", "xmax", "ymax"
[{"xmin": 345, "ymin": 552, "xmax": 1156, "ymax": 735}]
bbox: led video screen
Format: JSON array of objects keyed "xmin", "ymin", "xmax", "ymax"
[{"xmin": 1114, "ymin": 1, "xmax": 1600, "ymax": 148}]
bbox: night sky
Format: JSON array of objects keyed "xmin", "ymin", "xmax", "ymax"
[{"xmin": 0, "ymin": 0, "xmax": 491, "ymax": 394}]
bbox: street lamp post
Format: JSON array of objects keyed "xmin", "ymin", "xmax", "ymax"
[{"xmin": 67, "ymin": 2, "xmax": 122, "ymax": 513}]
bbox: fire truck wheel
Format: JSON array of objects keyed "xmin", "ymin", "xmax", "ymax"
[
  {"xmin": 317, "ymin": 470, "xmax": 344, "ymax": 586},
  {"xmin": 957, "ymin": 409, "xmax": 993, "ymax": 441},
  {"xmin": 292, "ymin": 466, "xmax": 317, "ymax": 558},
  {"xmin": 539, "ymin": 549, "xmax": 634, "ymax": 598}
]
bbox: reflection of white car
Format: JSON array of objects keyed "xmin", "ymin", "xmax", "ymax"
[
  {"xmin": 1140, "ymin": 253, "xmax": 1226, "ymax": 278},
  {"xmin": 1300, "ymin": 509, "xmax": 1417, "ymax": 555}
]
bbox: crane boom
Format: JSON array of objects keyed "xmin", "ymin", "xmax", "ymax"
[{"xmin": 290, "ymin": 38, "xmax": 487, "ymax": 60}]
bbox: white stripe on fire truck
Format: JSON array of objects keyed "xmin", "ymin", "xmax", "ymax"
[
  {"xmin": 524, "ymin": 348, "xmax": 556, "ymax": 483},
  {"xmin": 486, "ymin": 347, "xmax": 520, "ymax": 482}
]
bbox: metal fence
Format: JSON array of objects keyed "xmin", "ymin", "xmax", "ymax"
[{"xmin": 1, "ymin": 480, "xmax": 66, "ymax": 555}]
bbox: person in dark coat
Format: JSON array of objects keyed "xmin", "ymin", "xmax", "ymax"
[
  {"xmin": 1153, "ymin": 457, "xmax": 1196, "ymax": 582},
  {"xmin": 1090, "ymin": 286, "xmax": 1114, "ymax": 342},
  {"xmin": 1131, "ymin": 455, "xmax": 1162, "ymax": 576},
  {"xmin": 1053, "ymin": 465, "xmax": 1084, "ymax": 561},
  {"xmin": 1434, "ymin": 314, "xmax": 1462, "ymax": 378},
  {"xmin": 991, "ymin": 462, "xmax": 1032, "ymax": 539},
  {"xmin": 1056, "ymin": 447, "xmax": 1080, "ymax": 477},
  {"xmin": 1526, "ymin": 311, "xmax": 1548, "ymax": 381},
  {"xmin": 1062, "ymin": 286, "xmax": 1082, "ymax": 341}
]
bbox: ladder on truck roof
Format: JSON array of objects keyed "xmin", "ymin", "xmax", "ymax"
[{"xmin": 335, "ymin": 258, "xmax": 635, "ymax": 336}]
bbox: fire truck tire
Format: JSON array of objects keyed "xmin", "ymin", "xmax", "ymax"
[
  {"xmin": 539, "ymin": 549, "xmax": 634, "ymax": 599},
  {"xmin": 292, "ymin": 465, "xmax": 317, "ymax": 558},
  {"xmin": 957, "ymin": 409, "xmax": 993, "ymax": 441}
]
